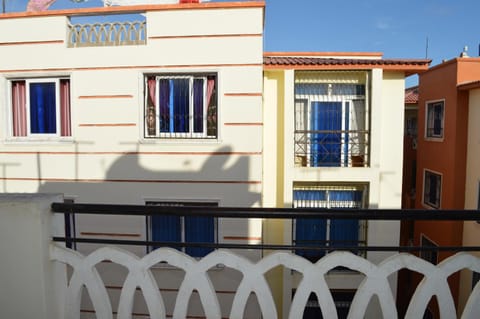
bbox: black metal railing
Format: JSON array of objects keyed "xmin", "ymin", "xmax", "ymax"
[
  {"xmin": 51, "ymin": 203, "xmax": 480, "ymax": 254},
  {"xmin": 294, "ymin": 129, "xmax": 369, "ymax": 168}
]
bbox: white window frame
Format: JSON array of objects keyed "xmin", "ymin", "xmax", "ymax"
[
  {"xmin": 422, "ymin": 169, "xmax": 442, "ymax": 209},
  {"xmin": 425, "ymin": 99, "xmax": 445, "ymax": 140},
  {"xmin": 7, "ymin": 77, "xmax": 71, "ymax": 141},
  {"xmin": 24, "ymin": 78, "xmax": 62, "ymax": 138},
  {"xmin": 145, "ymin": 74, "xmax": 216, "ymax": 139}
]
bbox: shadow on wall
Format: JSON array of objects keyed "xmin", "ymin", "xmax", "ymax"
[{"xmin": 37, "ymin": 145, "xmax": 261, "ymax": 206}]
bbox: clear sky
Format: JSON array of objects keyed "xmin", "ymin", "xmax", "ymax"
[{"xmin": 4, "ymin": 0, "xmax": 479, "ymax": 86}]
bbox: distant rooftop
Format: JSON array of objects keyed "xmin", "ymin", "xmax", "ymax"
[{"xmin": 405, "ymin": 86, "xmax": 419, "ymax": 104}]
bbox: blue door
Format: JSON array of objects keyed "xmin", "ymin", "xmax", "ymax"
[{"xmin": 310, "ymin": 102, "xmax": 342, "ymax": 166}]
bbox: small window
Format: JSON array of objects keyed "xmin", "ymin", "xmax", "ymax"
[
  {"xmin": 425, "ymin": 100, "xmax": 444, "ymax": 139},
  {"xmin": 420, "ymin": 235, "xmax": 438, "ymax": 265},
  {"xmin": 146, "ymin": 201, "xmax": 217, "ymax": 257},
  {"xmin": 423, "ymin": 170, "xmax": 442, "ymax": 209},
  {"xmin": 10, "ymin": 78, "xmax": 71, "ymax": 138},
  {"xmin": 144, "ymin": 74, "xmax": 217, "ymax": 139}
]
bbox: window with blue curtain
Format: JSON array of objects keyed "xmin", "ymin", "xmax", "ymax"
[
  {"xmin": 148, "ymin": 202, "xmax": 217, "ymax": 257},
  {"xmin": 29, "ymin": 81, "xmax": 57, "ymax": 134},
  {"xmin": 293, "ymin": 186, "xmax": 365, "ymax": 261}
]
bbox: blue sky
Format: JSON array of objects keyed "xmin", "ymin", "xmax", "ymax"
[{"xmin": 4, "ymin": 0, "xmax": 479, "ymax": 86}]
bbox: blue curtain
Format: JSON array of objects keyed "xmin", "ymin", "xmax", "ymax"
[
  {"xmin": 172, "ymin": 79, "xmax": 189, "ymax": 133},
  {"xmin": 185, "ymin": 216, "xmax": 214, "ymax": 257},
  {"xmin": 29, "ymin": 82, "xmax": 56, "ymax": 134},
  {"xmin": 329, "ymin": 190, "xmax": 362, "ymax": 248},
  {"xmin": 310, "ymin": 102, "xmax": 342, "ymax": 167},
  {"xmin": 193, "ymin": 79, "xmax": 204, "ymax": 133},
  {"xmin": 294, "ymin": 190, "xmax": 327, "ymax": 260},
  {"xmin": 151, "ymin": 215, "xmax": 181, "ymax": 250},
  {"xmin": 159, "ymin": 79, "xmax": 170, "ymax": 132}
]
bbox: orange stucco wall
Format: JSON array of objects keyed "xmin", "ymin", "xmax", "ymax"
[{"xmin": 413, "ymin": 58, "xmax": 480, "ymax": 309}]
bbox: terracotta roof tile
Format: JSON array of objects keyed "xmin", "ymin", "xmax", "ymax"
[
  {"xmin": 405, "ymin": 86, "xmax": 419, "ymax": 104},
  {"xmin": 263, "ymin": 56, "xmax": 431, "ymax": 76},
  {"xmin": 264, "ymin": 56, "xmax": 430, "ymax": 67}
]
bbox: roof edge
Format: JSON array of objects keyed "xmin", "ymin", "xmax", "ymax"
[
  {"xmin": 0, "ymin": 1, "xmax": 265, "ymax": 19},
  {"xmin": 264, "ymin": 51, "xmax": 384, "ymax": 58}
]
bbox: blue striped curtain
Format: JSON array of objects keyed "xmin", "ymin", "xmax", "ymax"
[
  {"xmin": 185, "ymin": 216, "xmax": 214, "ymax": 257},
  {"xmin": 294, "ymin": 190, "xmax": 327, "ymax": 260},
  {"xmin": 172, "ymin": 79, "xmax": 189, "ymax": 132},
  {"xmin": 158, "ymin": 78, "xmax": 190, "ymax": 133},
  {"xmin": 29, "ymin": 82, "xmax": 56, "ymax": 134},
  {"xmin": 310, "ymin": 102, "xmax": 342, "ymax": 167}
]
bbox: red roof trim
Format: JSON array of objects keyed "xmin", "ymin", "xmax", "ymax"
[
  {"xmin": 264, "ymin": 52, "xmax": 383, "ymax": 58},
  {"xmin": 458, "ymin": 80, "xmax": 480, "ymax": 91},
  {"xmin": 263, "ymin": 56, "xmax": 431, "ymax": 75},
  {"xmin": 0, "ymin": 1, "xmax": 265, "ymax": 19}
]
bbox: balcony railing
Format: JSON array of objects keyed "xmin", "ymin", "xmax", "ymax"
[
  {"xmin": 294, "ymin": 129, "xmax": 369, "ymax": 167},
  {"xmin": 48, "ymin": 203, "xmax": 480, "ymax": 319},
  {"xmin": 67, "ymin": 20, "xmax": 146, "ymax": 47}
]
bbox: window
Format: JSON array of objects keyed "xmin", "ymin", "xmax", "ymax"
[
  {"xmin": 294, "ymin": 72, "xmax": 369, "ymax": 168},
  {"xmin": 420, "ymin": 235, "xmax": 438, "ymax": 265},
  {"xmin": 146, "ymin": 201, "xmax": 217, "ymax": 257},
  {"xmin": 425, "ymin": 100, "xmax": 444, "ymax": 139},
  {"xmin": 144, "ymin": 74, "xmax": 217, "ymax": 139},
  {"xmin": 10, "ymin": 78, "xmax": 71, "ymax": 138},
  {"xmin": 423, "ymin": 170, "xmax": 442, "ymax": 209},
  {"xmin": 292, "ymin": 184, "xmax": 367, "ymax": 262}
]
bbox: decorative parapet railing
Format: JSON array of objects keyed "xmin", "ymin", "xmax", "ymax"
[
  {"xmin": 50, "ymin": 204, "xmax": 480, "ymax": 319},
  {"xmin": 67, "ymin": 21, "xmax": 146, "ymax": 47},
  {"xmin": 51, "ymin": 245, "xmax": 480, "ymax": 319}
]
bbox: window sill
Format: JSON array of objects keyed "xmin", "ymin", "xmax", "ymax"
[
  {"xmin": 3, "ymin": 137, "xmax": 75, "ymax": 145},
  {"xmin": 139, "ymin": 137, "xmax": 222, "ymax": 145},
  {"xmin": 424, "ymin": 137, "xmax": 444, "ymax": 142}
]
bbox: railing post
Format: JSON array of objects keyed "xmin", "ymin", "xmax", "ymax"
[{"xmin": 0, "ymin": 194, "xmax": 67, "ymax": 319}]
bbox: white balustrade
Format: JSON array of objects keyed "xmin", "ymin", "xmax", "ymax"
[{"xmin": 51, "ymin": 244, "xmax": 480, "ymax": 319}]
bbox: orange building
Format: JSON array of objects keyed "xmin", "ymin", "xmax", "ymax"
[{"xmin": 412, "ymin": 53, "xmax": 480, "ymax": 316}]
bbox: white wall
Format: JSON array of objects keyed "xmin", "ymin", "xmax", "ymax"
[
  {"xmin": 0, "ymin": 194, "xmax": 66, "ymax": 319},
  {"xmin": 459, "ymin": 88, "xmax": 480, "ymax": 311}
]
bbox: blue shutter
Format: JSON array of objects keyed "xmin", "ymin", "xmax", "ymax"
[
  {"xmin": 185, "ymin": 216, "xmax": 214, "ymax": 257},
  {"xmin": 310, "ymin": 102, "xmax": 342, "ymax": 167},
  {"xmin": 151, "ymin": 215, "xmax": 181, "ymax": 250},
  {"xmin": 294, "ymin": 190, "xmax": 327, "ymax": 260},
  {"xmin": 328, "ymin": 190, "xmax": 362, "ymax": 248},
  {"xmin": 29, "ymin": 82, "xmax": 56, "ymax": 134}
]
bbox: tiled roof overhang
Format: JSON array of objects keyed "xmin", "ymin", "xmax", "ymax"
[
  {"xmin": 458, "ymin": 80, "xmax": 480, "ymax": 91},
  {"xmin": 264, "ymin": 56, "xmax": 431, "ymax": 76}
]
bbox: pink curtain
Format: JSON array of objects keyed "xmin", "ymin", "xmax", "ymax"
[
  {"xmin": 11, "ymin": 81, "xmax": 27, "ymax": 137},
  {"xmin": 60, "ymin": 79, "xmax": 71, "ymax": 136},
  {"xmin": 206, "ymin": 77, "xmax": 216, "ymax": 136},
  {"xmin": 146, "ymin": 77, "xmax": 156, "ymax": 136}
]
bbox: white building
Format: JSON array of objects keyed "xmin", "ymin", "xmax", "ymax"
[{"xmin": 0, "ymin": 2, "xmax": 431, "ymax": 318}]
